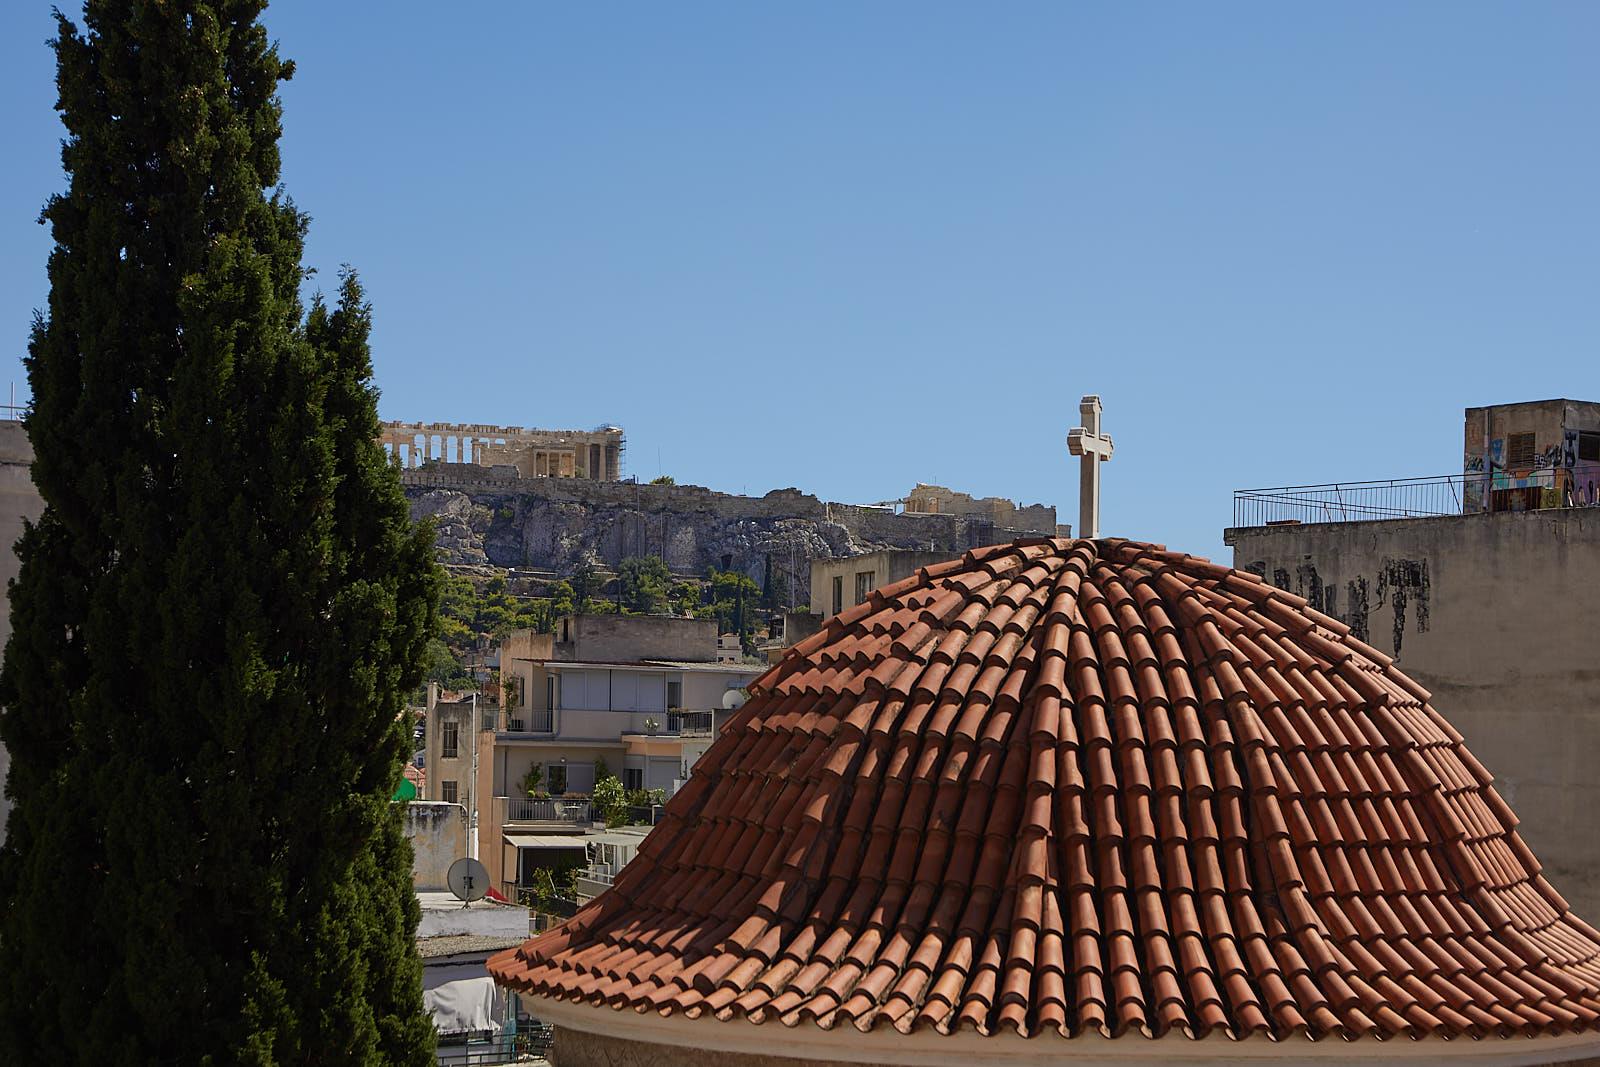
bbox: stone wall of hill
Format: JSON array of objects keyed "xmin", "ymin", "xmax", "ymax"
[{"xmin": 402, "ymin": 465, "xmax": 1059, "ymax": 600}]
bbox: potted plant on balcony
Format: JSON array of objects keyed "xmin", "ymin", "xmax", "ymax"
[
  {"xmin": 643, "ymin": 716, "xmax": 660, "ymax": 736},
  {"xmin": 521, "ymin": 764, "xmax": 544, "ymax": 799}
]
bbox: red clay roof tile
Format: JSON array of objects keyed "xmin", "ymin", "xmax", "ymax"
[{"xmin": 488, "ymin": 537, "xmax": 1600, "ymax": 1043}]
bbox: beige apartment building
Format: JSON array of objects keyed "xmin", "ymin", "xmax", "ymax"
[
  {"xmin": 809, "ymin": 547, "xmax": 954, "ymax": 620},
  {"xmin": 443, "ymin": 615, "xmax": 761, "ymax": 901}
]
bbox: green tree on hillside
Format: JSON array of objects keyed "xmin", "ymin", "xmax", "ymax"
[
  {"xmin": 703, "ymin": 567, "xmax": 762, "ymax": 653},
  {"xmin": 0, "ymin": 4, "xmax": 437, "ymax": 1061},
  {"xmin": 618, "ymin": 555, "xmax": 670, "ymax": 614}
]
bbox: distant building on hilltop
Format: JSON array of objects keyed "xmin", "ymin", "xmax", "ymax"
[
  {"xmin": 904, "ymin": 482, "xmax": 1065, "ymax": 538},
  {"xmin": 380, "ymin": 420, "xmax": 625, "ymax": 481}
]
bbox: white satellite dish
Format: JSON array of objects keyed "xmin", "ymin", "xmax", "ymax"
[
  {"xmin": 447, "ymin": 857, "xmax": 490, "ymax": 905},
  {"xmin": 722, "ymin": 688, "xmax": 748, "ymax": 711}
]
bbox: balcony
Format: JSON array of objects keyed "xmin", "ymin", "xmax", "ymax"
[
  {"xmin": 502, "ymin": 797, "xmax": 593, "ymax": 825},
  {"xmin": 669, "ymin": 710, "xmax": 715, "ymax": 737},
  {"xmin": 500, "ymin": 708, "xmax": 553, "ymax": 734}
]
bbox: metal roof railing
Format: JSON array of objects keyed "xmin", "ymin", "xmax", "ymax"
[{"xmin": 1230, "ymin": 469, "xmax": 1600, "ymax": 528}]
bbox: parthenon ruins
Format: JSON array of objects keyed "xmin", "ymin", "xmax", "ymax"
[{"xmin": 379, "ymin": 421, "xmax": 625, "ymax": 480}]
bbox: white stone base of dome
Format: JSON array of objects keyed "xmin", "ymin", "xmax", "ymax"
[{"xmin": 529, "ymin": 996, "xmax": 1600, "ymax": 1067}]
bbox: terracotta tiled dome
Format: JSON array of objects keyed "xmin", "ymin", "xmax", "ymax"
[{"xmin": 490, "ymin": 539, "xmax": 1600, "ymax": 1057}]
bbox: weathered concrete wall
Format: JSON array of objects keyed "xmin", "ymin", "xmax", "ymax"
[
  {"xmin": 1227, "ymin": 508, "xmax": 1600, "ymax": 917},
  {"xmin": 0, "ymin": 422, "xmax": 41, "ymax": 845},
  {"xmin": 556, "ymin": 614, "xmax": 716, "ymax": 663},
  {"xmin": 404, "ymin": 801, "xmax": 468, "ymax": 890},
  {"xmin": 405, "ymin": 471, "xmax": 1053, "ymax": 598}
]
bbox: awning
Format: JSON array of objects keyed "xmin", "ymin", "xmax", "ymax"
[{"xmin": 503, "ymin": 833, "xmax": 587, "ymax": 852}]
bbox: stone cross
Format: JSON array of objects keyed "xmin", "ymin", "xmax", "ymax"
[{"xmin": 1066, "ymin": 395, "xmax": 1113, "ymax": 539}]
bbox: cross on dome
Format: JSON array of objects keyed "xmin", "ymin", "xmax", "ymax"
[{"xmin": 1066, "ymin": 393, "xmax": 1113, "ymax": 538}]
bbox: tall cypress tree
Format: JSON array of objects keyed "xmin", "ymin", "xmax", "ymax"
[{"xmin": 0, "ymin": 2, "xmax": 440, "ymax": 1062}]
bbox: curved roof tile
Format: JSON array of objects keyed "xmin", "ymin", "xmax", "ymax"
[{"xmin": 488, "ymin": 538, "xmax": 1600, "ymax": 1042}]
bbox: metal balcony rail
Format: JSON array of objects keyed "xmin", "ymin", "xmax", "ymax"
[
  {"xmin": 504, "ymin": 797, "xmax": 592, "ymax": 824},
  {"xmin": 669, "ymin": 710, "xmax": 715, "ymax": 736},
  {"xmin": 501, "ymin": 708, "xmax": 553, "ymax": 733}
]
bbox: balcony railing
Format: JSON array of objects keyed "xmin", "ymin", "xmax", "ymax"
[
  {"xmin": 500, "ymin": 708, "xmax": 553, "ymax": 734},
  {"xmin": 504, "ymin": 797, "xmax": 592, "ymax": 824},
  {"xmin": 669, "ymin": 710, "xmax": 714, "ymax": 737}
]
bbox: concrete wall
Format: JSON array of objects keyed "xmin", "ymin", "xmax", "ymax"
[
  {"xmin": 1226, "ymin": 507, "xmax": 1600, "ymax": 917},
  {"xmin": 0, "ymin": 422, "xmax": 40, "ymax": 845},
  {"xmin": 555, "ymin": 614, "xmax": 716, "ymax": 663},
  {"xmin": 811, "ymin": 549, "xmax": 954, "ymax": 620},
  {"xmin": 404, "ymin": 801, "xmax": 468, "ymax": 890}
]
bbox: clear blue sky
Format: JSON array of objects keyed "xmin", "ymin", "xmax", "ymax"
[{"xmin": 3, "ymin": 2, "xmax": 1598, "ymax": 559}]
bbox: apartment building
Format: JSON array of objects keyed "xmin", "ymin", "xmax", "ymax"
[{"xmin": 474, "ymin": 615, "xmax": 762, "ymax": 900}]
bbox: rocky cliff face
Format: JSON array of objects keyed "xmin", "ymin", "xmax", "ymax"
[{"xmin": 404, "ymin": 469, "xmax": 1057, "ymax": 597}]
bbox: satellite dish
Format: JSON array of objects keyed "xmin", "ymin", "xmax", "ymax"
[
  {"xmin": 447, "ymin": 857, "xmax": 490, "ymax": 904},
  {"xmin": 722, "ymin": 688, "xmax": 748, "ymax": 711}
]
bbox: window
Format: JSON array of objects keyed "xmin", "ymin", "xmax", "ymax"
[
  {"xmin": 1506, "ymin": 431, "xmax": 1536, "ymax": 469},
  {"xmin": 624, "ymin": 767, "xmax": 644, "ymax": 792},
  {"xmin": 441, "ymin": 780, "xmax": 458, "ymax": 804},
  {"xmin": 831, "ymin": 576, "xmax": 843, "ymax": 616},
  {"xmin": 1580, "ymin": 432, "xmax": 1600, "ymax": 463},
  {"xmin": 547, "ymin": 763, "xmax": 568, "ymax": 795},
  {"xmin": 441, "ymin": 721, "xmax": 459, "ymax": 759},
  {"xmin": 855, "ymin": 570, "xmax": 876, "ymax": 605},
  {"xmin": 667, "ymin": 680, "xmax": 682, "ymax": 709}
]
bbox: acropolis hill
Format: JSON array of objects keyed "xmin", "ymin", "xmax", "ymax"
[{"xmin": 384, "ymin": 420, "xmax": 1063, "ymax": 593}]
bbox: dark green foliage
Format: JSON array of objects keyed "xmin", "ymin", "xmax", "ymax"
[
  {"xmin": 0, "ymin": 3, "xmax": 438, "ymax": 1062},
  {"xmin": 617, "ymin": 555, "xmax": 670, "ymax": 614},
  {"xmin": 702, "ymin": 567, "xmax": 762, "ymax": 651}
]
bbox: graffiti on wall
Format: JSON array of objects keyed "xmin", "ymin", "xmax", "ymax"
[
  {"xmin": 1376, "ymin": 557, "xmax": 1430, "ymax": 657},
  {"xmin": 1345, "ymin": 576, "xmax": 1370, "ymax": 644},
  {"xmin": 1245, "ymin": 557, "xmax": 1422, "ymax": 656},
  {"xmin": 1567, "ymin": 429, "xmax": 1600, "ymax": 506}
]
